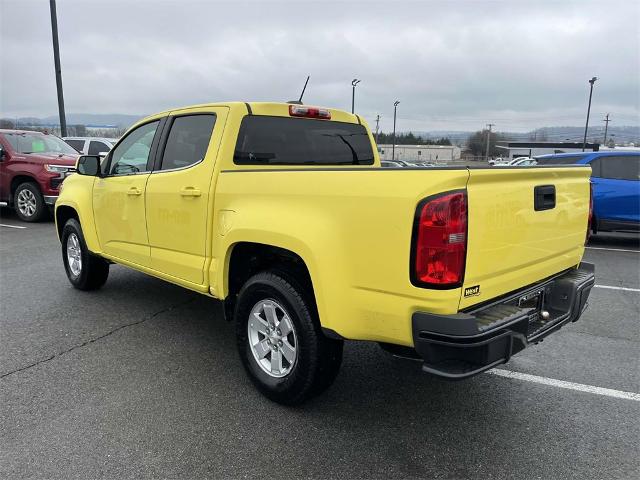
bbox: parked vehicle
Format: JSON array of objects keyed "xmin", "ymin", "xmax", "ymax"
[
  {"xmin": 535, "ymin": 151, "xmax": 640, "ymax": 233},
  {"xmin": 63, "ymin": 137, "xmax": 117, "ymax": 156},
  {"xmin": 381, "ymin": 160, "xmax": 404, "ymax": 167},
  {"xmin": 507, "ymin": 157, "xmax": 537, "ymax": 167},
  {"xmin": 55, "ymin": 102, "xmax": 595, "ymax": 404},
  {"xmin": 0, "ymin": 129, "xmax": 77, "ymax": 221}
]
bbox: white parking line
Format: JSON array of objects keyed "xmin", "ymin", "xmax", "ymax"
[
  {"xmin": 0, "ymin": 224, "xmax": 26, "ymax": 229},
  {"xmin": 586, "ymin": 246, "xmax": 639, "ymax": 253},
  {"xmin": 487, "ymin": 369, "xmax": 640, "ymax": 402},
  {"xmin": 595, "ymin": 284, "xmax": 640, "ymax": 293}
]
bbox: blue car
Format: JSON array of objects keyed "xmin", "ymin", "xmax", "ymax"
[{"xmin": 535, "ymin": 151, "xmax": 640, "ymax": 233}]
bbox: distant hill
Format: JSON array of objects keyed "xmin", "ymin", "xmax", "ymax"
[
  {"xmin": 7, "ymin": 113, "xmax": 143, "ymax": 129},
  {"xmin": 412, "ymin": 126, "xmax": 640, "ymax": 146}
]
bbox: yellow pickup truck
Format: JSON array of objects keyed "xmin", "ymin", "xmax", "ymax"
[{"xmin": 55, "ymin": 102, "xmax": 595, "ymax": 404}]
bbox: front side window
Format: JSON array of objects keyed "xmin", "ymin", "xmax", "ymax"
[
  {"xmin": 595, "ymin": 155, "xmax": 640, "ymax": 181},
  {"xmin": 108, "ymin": 121, "xmax": 159, "ymax": 175},
  {"xmin": 160, "ymin": 114, "xmax": 216, "ymax": 171},
  {"xmin": 234, "ymin": 116, "xmax": 375, "ymax": 165}
]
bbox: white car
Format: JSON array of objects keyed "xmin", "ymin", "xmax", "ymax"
[
  {"xmin": 63, "ymin": 137, "xmax": 117, "ymax": 156},
  {"xmin": 509, "ymin": 157, "xmax": 537, "ymax": 166}
]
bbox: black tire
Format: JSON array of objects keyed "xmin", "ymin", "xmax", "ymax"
[
  {"xmin": 61, "ymin": 218, "xmax": 109, "ymax": 291},
  {"xmin": 235, "ymin": 271, "xmax": 343, "ymax": 405},
  {"xmin": 13, "ymin": 182, "xmax": 47, "ymax": 222}
]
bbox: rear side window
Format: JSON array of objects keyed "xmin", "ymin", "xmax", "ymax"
[
  {"xmin": 534, "ymin": 155, "xmax": 587, "ymax": 165},
  {"xmin": 234, "ymin": 116, "xmax": 375, "ymax": 165},
  {"xmin": 88, "ymin": 141, "xmax": 109, "ymax": 155},
  {"xmin": 160, "ymin": 114, "xmax": 217, "ymax": 171},
  {"xmin": 65, "ymin": 139, "xmax": 85, "ymax": 152},
  {"xmin": 593, "ymin": 155, "xmax": 640, "ymax": 181}
]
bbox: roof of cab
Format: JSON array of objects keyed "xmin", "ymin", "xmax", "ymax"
[{"xmin": 135, "ymin": 102, "xmax": 360, "ymax": 128}]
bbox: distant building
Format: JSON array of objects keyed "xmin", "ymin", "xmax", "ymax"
[
  {"xmin": 377, "ymin": 144, "xmax": 461, "ymax": 163},
  {"xmin": 496, "ymin": 141, "xmax": 600, "ymax": 159}
]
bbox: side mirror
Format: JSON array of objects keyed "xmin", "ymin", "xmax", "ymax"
[
  {"xmin": 76, "ymin": 155, "xmax": 101, "ymax": 176},
  {"xmin": 0, "ymin": 147, "xmax": 5, "ymax": 161}
]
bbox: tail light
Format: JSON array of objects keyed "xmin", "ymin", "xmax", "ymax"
[
  {"xmin": 586, "ymin": 181, "xmax": 593, "ymax": 244},
  {"xmin": 411, "ymin": 191, "xmax": 467, "ymax": 288},
  {"xmin": 288, "ymin": 105, "xmax": 331, "ymax": 119}
]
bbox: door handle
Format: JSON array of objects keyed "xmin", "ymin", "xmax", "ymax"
[
  {"xmin": 180, "ymin": 187, "xmax": 201, "ymax": 197},
  {"xmin": 127, "ymin": 187, "xmax": 142, "ymax": 196}
]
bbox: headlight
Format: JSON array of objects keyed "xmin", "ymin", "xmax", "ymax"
[{"xmin": 44, "ymin": 164, "xmax": 72, "ymax": 173}]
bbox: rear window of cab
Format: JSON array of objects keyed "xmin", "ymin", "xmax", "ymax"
[{"xmin": 234, "ymin": 116, "xmax": 374, "ymax": 165}]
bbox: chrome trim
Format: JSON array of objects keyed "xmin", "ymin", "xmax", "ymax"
[{"xmin": 150, "ymin": 158, "xmax": 204, "ymax": 174}]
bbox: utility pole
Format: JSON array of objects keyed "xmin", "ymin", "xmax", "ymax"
[
  {"xmin": 49, "ymin": 0, "xmax": 67, "ymax": 136},
  {"xmin": 582, "ymin": 76, "xmax": 598, "ymax": 151},
  {"xmin": 374, "ymin": 114, "xmax": 380, "ymax": 144},
  {"xmin": 602, "ymin": 113, "xmax": 610, "ymax": 146},
  {"xmin": 351, "ymin": 79, "xmax": 360, "ymax": 114},
  {"xmin": 484, "ymin": 123, "xmax": 495, "ymax": 162},
  {"xmin": 392, "ymin": 101, "xmax": 400, "ymax": 161}
]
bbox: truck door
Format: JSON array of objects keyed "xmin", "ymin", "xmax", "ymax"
[
  {"xmin": 145, "ymin": 107, "xmax": 228, "ymax": 285},
  {"xmin": 93, "ymin": 120, "xmax": 162, "ymax": 267},
  {"xmin": 590, "ymin": 155, "xmax": 640, "ymax": 228}
]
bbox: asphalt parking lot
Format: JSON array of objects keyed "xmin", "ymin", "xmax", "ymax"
[{"xmin": 1, "ymin": 210, "xmax": 638, "ymax": 479}]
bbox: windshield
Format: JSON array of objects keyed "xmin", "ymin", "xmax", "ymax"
[{"xmin": 3, "ymin": 132, "xmax": 78, "ymax": 155}]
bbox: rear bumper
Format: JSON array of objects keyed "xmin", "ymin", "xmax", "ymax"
[{"xmin": 412, "ymin": 262, "xmax": 595, "ymax": 379}]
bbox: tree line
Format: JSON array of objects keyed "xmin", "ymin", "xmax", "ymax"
[
  {"xmin": 0, "ymin": 119, "xmax": 124, "ymax": 138},
  {"xmin": 375, "ymin": 131, "xmax": 452, "ymax": 145}
]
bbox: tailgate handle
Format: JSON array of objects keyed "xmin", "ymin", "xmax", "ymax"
[{"xmin": 534, "ymin": 185, "xmax": 555, "ymax": 211}]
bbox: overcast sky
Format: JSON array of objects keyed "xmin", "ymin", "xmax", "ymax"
[{"xmin": 1, "ymin": 0, "xmax": 638, "ymax": 132}]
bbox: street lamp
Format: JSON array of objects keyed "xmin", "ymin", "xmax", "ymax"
[
  {"xmin": 351, "ymin": 79, "xmax": 360, "ymax": 114},
  {"xmin": 49, "ymin": 0, "xmax": 67, "ymax": 137},
  {"xmin": 582, "ymin": 76, "xmax": 598, "ymax": 151},
  {"xmin": 392, "ymin": 100, "xmax": 400, "ymax": 161}
]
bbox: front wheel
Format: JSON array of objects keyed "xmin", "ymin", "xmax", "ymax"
[
  {"xmin": 61, "ymin": 218, "xmax": 110, "ymax": 290},
  {"xmin": 14, "ymin": 182, "xmax": 46, "ymax": 222},
  {"xmin": 235, "ymin": 271, "xmax": 343, "ymax": 405}
]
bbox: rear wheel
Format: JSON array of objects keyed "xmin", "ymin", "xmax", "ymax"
[
  {"xmin": 235, "ymin": 271, "xmax": 343, "ymax": 405},
  {"xmin": 14, "ymin": 182, "xmax": 46, "ymax": 222},
  {"xmin": 61, "ymin": 218, "xmax": 109, "ymax": 290}
]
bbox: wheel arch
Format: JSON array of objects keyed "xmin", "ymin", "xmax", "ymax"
[
  {"xmin": 10, "ymin": 175, "xmax": 40, "ymax": 198},
  {"xmin": 55, "ymin": 205, "xmax": 80, "ymax": 241},
  {"xmin": 223, "ymin": 241, "xmax": 318, "ymax": 322}
]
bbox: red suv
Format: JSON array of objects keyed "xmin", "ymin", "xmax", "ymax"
[{"xmin": 0, "ymin": 129, "xmax": 78, "ymax": 221}]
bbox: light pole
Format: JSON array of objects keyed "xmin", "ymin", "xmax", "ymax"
[
  {"xmin": 392, "ymin": 101, "xmax": 400, "ymax": 161},
  {"xmin": 374, "ymin": 114, "xmax": 380, "ymax": 144},
  {"xmin": 484, "ymin": 123, "xmax": 495, "ymax": 162},
  {"xmin": 49, "ymin": 0, "xmax": 67, "ymax": 136},
  {"xmin": 582, "ymin": 76, "xmax": 598, "ymax": 151},
  {"xmin": 351, "ymin": 79, "xmax": 360, "ymax": 114}
]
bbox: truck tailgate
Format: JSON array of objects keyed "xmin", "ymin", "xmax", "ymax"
[{"xmin": 459, "ymin": 166, "xmax": 592, "ymax": 309}]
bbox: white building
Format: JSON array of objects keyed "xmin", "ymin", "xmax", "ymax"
[{"xmin": 377, "ymin": 144, "xmax": 461, "ymax": 163}]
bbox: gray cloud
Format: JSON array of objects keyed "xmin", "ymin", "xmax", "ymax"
[{"xmin": 1, "ymin": 0, "xmax": 638, "ymax": 132}]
